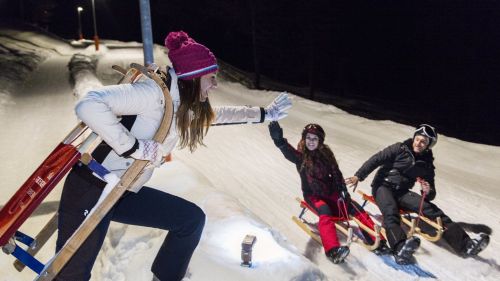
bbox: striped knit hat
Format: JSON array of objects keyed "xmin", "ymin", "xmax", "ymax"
[{"xmin": 165, "ymin": 31, "xmax": 218, "ymax": 80}]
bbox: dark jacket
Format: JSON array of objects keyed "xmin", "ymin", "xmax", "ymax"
[
  {"xmin": 274, "ymin": 139, "xmax": 347, "ymax": 197},
  {"xmin": 354, "ymin": 139, "xmax": 436, "ymax": 200}
]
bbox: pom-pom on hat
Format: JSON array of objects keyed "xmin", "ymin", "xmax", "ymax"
[{"xmin": 165, "ymin": 31, "xmax": 218, "ymax": 80}]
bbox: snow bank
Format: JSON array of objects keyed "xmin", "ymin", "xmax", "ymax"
[{"xmin": 91, "ymin": 160, "xmax": 324, "ymax": 281}]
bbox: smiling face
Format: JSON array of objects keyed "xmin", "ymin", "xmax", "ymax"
[
  {"xmin": 412, "ymin": 135, "xmax": 430, "ymax": 154},
  {"xmin": 305, "ymin": 133, "xmax": 320, "ymax": 151},
  {"xmin": 199, "ymin": 72, "xmax": 218, "ymax": 102}
]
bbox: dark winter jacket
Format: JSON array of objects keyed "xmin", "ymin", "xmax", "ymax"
[
  {"xmin": 354, "ymin": 139, "xmax": 436, "ymax": 200},
  {"xmin": 274, "ymin": 139, "xmax": 347, "ymax": 197}
]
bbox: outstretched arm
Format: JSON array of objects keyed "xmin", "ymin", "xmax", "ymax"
[
  {"xmin": 268, "ymin": 121, "xmax": 301, "ymax": 164},
  {"xmin": 346, "ymin": 143, "xmax": 401, "ymax": 188},
  {"xmin": 264, "ymin": 92, "xmax": 292, "ymax": 121},
  {"xmin": 212, "ymin": 92, "xmax": 292, "ymax": 125}
]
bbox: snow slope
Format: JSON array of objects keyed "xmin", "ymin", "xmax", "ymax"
[{"xmin": 0, "ymin": 28, "xmax": 499, "ymax": 281}]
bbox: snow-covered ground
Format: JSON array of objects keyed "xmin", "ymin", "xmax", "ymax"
[{"xmin": 1, "ymin": 28, "xmax": 499, "ymax": 281}]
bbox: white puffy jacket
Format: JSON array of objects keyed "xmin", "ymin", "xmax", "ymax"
[{"xmin": 75, "ymin": 70, "xmax": 264, "ymax": 192}]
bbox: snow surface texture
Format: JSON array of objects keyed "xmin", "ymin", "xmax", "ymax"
[{"xmin": 0, "ymin": 27, "xmax": 499, "ymax": 281}]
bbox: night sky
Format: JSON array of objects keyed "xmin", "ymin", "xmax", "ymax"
[{"xmin": 1, "ymin": 0, "xmax": 499, "ymax": 145}]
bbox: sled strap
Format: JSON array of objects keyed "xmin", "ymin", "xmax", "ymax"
[
  {"xmin": 414, "ymin": 177, "xmax": 427, "ymax": 227},
  {"xmin": 415, "ymin": 190, "xmax": 426, "ymax": 227},
  {"xmin": 337, "ymin": 198, "xmax": 350, "ymax": 227}
]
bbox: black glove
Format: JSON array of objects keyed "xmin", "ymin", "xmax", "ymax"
[{"xmin": 268, "ymin": 121, "xmax": 286, "ymax": 146}]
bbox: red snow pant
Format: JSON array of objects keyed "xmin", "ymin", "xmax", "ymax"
[{"xmin": 305, "ymin": 193, "xmax": 380, "ymax": 253}]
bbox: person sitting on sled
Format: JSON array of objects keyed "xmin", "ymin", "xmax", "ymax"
[
  {"xmin": 269, "ymin": 121, "xmax": 389, "ymax": 264},
  {"xmin": 345, "ymin": 124, "xmax": 490, "ymax": 265}
]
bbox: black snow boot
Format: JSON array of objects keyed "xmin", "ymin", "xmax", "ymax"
[
  {"xmin": 462, "ymin": 233, "xmax": 490, "ymax": 258},
  {"xmin": 394, "ymin": 236, "xmax": 420, "ymax": 265},
  {"xmin": 326, "ymin": 246, "xmax": 350, "ymax": 264},
  {"xmin": 373, "ymin": 240, "xmax": 392, "ymax": 256}
]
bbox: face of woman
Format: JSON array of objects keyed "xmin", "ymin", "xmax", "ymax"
[
  {"xmin": 412, "ymin": 135, "xmax": 429, "ymax": 154},
  {"xmin": 199, "ymin": 73, "xmax": 218, "ymax": 102},
  {"xmin": 305, "ymin": 133, "xmax": 319, "ymax": 151}
]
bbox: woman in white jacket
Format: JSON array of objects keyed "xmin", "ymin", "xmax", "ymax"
[{"xmin": 55, "ymin": 31, "xmax": 292, "ymax": 281}]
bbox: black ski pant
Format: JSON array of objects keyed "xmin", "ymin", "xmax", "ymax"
[
  {"xmin": 373, "ymin": 185, "xmax": 470, "ymax": 254},
  {"xmin": 55, "ymin": 169, "xmax": 205, "ymax": 281}
]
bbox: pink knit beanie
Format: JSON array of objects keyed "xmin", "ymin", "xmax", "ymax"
[{"xmin": 165, "ymin": 31, "xmax": 218, "ymax": 80}]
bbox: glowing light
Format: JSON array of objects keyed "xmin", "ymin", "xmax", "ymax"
[{"xmin": 203, "ymin": 218, "xmax": 296, "ymax": 267}]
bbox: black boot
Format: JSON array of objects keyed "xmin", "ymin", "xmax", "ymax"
[
  {"xmin": 326, "ymin": 246, "xmax": 350, "ymax": 264},
  {"xmin": 373, "ymin": 240, "xmax": 392, "ymax": 256},
  {"xmin": 394, "ymin": 236, "xmax": 420, "ymax": 265},
  {"xmin": 462, "ymin": 233, "xmax": 489, "ymax": 258}
]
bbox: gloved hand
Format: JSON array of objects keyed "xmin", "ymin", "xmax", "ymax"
[
  {"xmin": 417, "ymin": 177, "xmax": 431, "ymax": 196},
  {"xmin": 268, "ymin": 121, "xmax": 285, "ymax": 146},
  {"xmin": 268, "ymin": 121, "xmax": 283, "ymax": 140},
  {"xmin": 265, "ymin": 92, "xmax": 292, "ymax": 121},
  {"xmin": 130, "ymin": 139, "xmax": 166, "ymax": 167}
]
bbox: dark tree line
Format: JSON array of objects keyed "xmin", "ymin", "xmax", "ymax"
[{"xmin": 1, "ymin": 0, "xmax": 499, "ymax": 145}]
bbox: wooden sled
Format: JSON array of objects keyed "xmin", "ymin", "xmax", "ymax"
[
  {"xmin": 358, "ymin": 190, "xmax": 444, "ymax": 242},
  {"xmin": 292, "ymin": 197, "xmax": 383, "ymax": 251}
]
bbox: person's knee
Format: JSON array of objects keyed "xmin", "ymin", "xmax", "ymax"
[
  {"xmin": 182, "ymin": 203, "xmax": 206, "ymax": 236},
  {"xmin": 193, "ymin": 205, "xmax": 206, "ymax": 230}
]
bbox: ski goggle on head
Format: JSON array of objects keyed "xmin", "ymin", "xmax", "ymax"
[
  {"xmin": 414, "ymin": 124, "xmax": 438, "ymax": 148},
  {"xmin": 302, "ymin": 123, "xmax": 325, "ymax": 143}
]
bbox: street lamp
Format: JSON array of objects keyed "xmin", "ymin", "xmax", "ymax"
[
  {"xmin": 77, "ymin": 7, "xmax": 83, "ymax": 40},
  {"xmin": 91, "ymin": 0, "xmax": 99, "ymax": 51}
]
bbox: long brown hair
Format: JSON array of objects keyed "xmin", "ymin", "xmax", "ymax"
[
  {"xmin": 176, "ymin": 77, "xmax": 215, "ymax": 152},
  {"xmin": 297, "ymin": 139, "xmax": 339, "ymax": 174}
]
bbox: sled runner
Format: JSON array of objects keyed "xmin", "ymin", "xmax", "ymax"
[
  {"xmin": 292, "ymin": 197, "xmax": 383, "ymax": 251},
  {"xmin": 0, "ymin": 123, "xmax": 100, "ymax": 273},
  {"xmin": 357, "ymin": 190, "xmax": 444, "ymax": 242}
]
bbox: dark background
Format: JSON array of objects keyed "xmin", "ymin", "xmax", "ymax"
[{"xmin": 1, "ymin": 0, "xmax": 499, "ymax": 145}]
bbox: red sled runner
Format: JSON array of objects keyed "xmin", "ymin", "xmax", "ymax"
[
  {"xmin": 0, "ymin": 123, "xmax": 89, "ymax": 247},
  {"xmin": 0, "ymin": 123, "xmax": 100, "ymax": 273}
]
